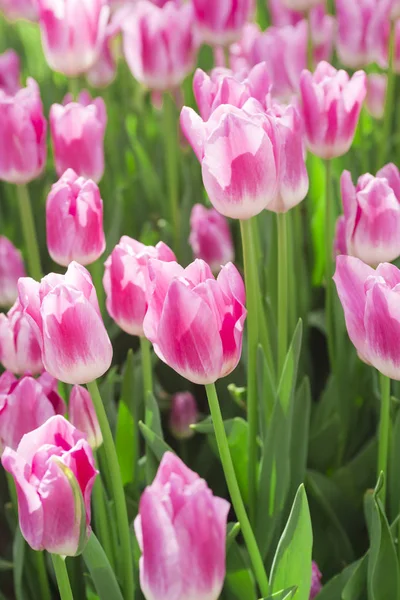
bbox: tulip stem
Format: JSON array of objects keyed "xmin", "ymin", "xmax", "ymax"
[
  {"xmin": 87, "ymin": 380, "xmax": 135, "ymax": 600},
  {"xmin": 377, "ymin": 19, "xmax": 395, "ymax": 170},
  {"xmin": 277, "ymin": 212, "xmax": 288, "ymax": 376},
  {"xmin": 378, "ymin": 373, "xmax": 391, "ymax": 506},
  {"xmin": 16, "ymin": 184, "xmax": 42, "ymax": 281},
  {"xmin": 92, "ymin": 461, "xmax": 115, "ymax": 570},
  {"xmin": 306, "ymin": 11, "xmax": 314, "ymax": 71},
  {"xmin": 205, "ymin": 383, "xmax": 269, "ymax": 598},
  {"xmin": 240, "ymin": 218, "xmax": 260, "ymax": 525},
  {"xmin": 163, "ymin": 92, "xmax": 180, "ymax": 255},
  {"xmin": 140, "ymin": 336, "xmax": 157, "ymax": 482},
  {"xmin": 33, "ymin": 551, "xmax": 51, "ymax": 600},
  {"xmin": 51, "ymin": 555, "xmax": 74, "ymax": 600},
  {"xmin": 324, "ymin": 159, "xmax": 335, "ymax": 368}
]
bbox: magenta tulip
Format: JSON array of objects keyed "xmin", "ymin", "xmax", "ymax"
[
  {"xmin": 0, "ymin": 236, "xmax": 25, "ymax": 308},
  {"xmin": 365, "ymin": 74, "xmax": 387, "ymax": 120},
  {"xmin": 268, "ymin": 0, "xmax": 303, "ymax": 26},
  {"xmin": 134, "ymin": 452, "xmax": 229, "ymax": 600},
  {"xmin": 169, "ymin": 392, "xmax": 198, "ymax": 439},
  {"xmin": 0, "ymin": 0, "xmax": 37, "ymax": 21},
  {"xmin": 310, "ymin": 561, "xmax": 322, "ymax": 599},
  {"xmin": 192, "ymin": 0, "xmax": 254, "ymax": 46},
  {"xmin": 0, "ymin": 50, "xmax": 20, "ymax": 95},
  {"xmin": 0, "ymin": 299, "xmax": 43, "ymax": 375},
  {"xmin": 69, "ymin": 385, "xmax": 102, "ymax": 449},
  {"xmin": 86, "ymin": 15, "xmax": 122, "ymax": 88},
  {"xmin": 189, "ymin": 204, "xmax": 234, "ymax": 272},
  {"xmin": 2, "ymin": 415, "xmax": 97, "ymax": 555}
]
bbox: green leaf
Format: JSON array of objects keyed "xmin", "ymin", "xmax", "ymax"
[
  {"xmin": 389, "ymin": 407, "xmax": 400, "ymax": 522},
  {"xmin": 225, "ymin": 539, "xmax": 257, "ymax": 600},
  {"xmin": 260, "ymin": 587, "xmax": 297, "ymax": 600},
  {"xmin": 0, "ymin": 558, "xmax": 13, "ymax": 571},
  {"xmin": 116, "ymin": 350, "xmax": 138, "ymax": 487},
  {"xmin": 277, "ymin": 320, "xmax": 303, "ymax": 416},
  {"xmin": 139, "ymin": 421, "xmax": 174, "ymax": 462},
  {"xmin": 287, "ymin": 377, "xmax": 311, "ymax": 504},
  {"xmin": 13, "ymin": 528, "xmax": 26, "ymax": 600},
  {"xmin": 82, "ymin": 533, "xmax": 124, "ymax": 600},
  {"xmin": 270, "ymin": 484, "xmax": 313, "ymax": 600},
  {"xmin": 145, "ymin": 392, "xmax": 163, "ymax": 439},
  {"xmin": 342, "ymin": 555, "xmax": 368, "ymax": 600},
  {"xmin": 315, "ymin": 560, "xmax": 362, "ymax": 600},
  {"xmin": 226, "ymin": 523, "xmax": 241, "ymax": 552}
]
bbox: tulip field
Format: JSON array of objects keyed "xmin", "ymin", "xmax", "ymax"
[{"xmin": 2, "ymin": 0, "xmax": 400, "ymax": 599}]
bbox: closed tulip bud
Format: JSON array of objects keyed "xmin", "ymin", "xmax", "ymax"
[
  {"xmin": 2, "ymin": 415, "xmax": 97, "ymax": 555},
  {"xmin": 46, "ymin": 169, "xmax": 105, "ymax": 267},
  {"xmin": 103, "ymin": 237, "xmax": 176, "ymax": 336},
  {"xmin": 300, "ymin": 61, "xmax": 366, "ymax": 159},
  {"xmin": 0, "ymin": 372, "xmax": 66, "ymax": 453},
  {"xmin": 0, "ymin": 236, "xmax": 25, "ymax": 308},
  {"xmin": 0, "ymin": 50, "xmax": 20, "ymax": 95},
  {"xmin": 122, "ymin": 1, "xmax": 199, "ymax": 91},
  {"xmin": 0, "ymin": 0, "xmax": 37, "ymax": 21},
  {"xmin": 0, "ymin": 78, "xmax": 47, "ymax": 184},
  {"xmin": 37, "ymin": 0, "xmax": 110, "ymax": 76},
  {"xmin": 365, "ymin": 74, "xmax": 387, "ymax": 120},
  {"xmin": 169, "ymin": 392, "xmax": 198, "ymax": 439},
  {"xmin": 0, "ymin": 300, "xmax": 43, "ymax": 375},
  {"xmin": 310, "ymin": 561, "xmax": 322, "ymax": 599},
  {"xmin": 134, "ymin": 452, "xmax": 229, "ymax": 600},
  {"xmin": 192, "ymin": 0, "xmax": 254, "ymax": 46},
  {"xmin": 189, "ymin": 204, "xmax": 234, "ymax": 272},
  {"xmin": 69, "ymin": 385, "xmax": 102, "ymax": 449},
  {"xmin": 17, "ymin": 262, "xmax": 113, "ymax": 384},
  {"xmin": 50, "ymin": 92, "xmax": 106, "ymax": 183}
]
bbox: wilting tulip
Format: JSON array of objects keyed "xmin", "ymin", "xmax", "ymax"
[
  {"xmin": 0, "ymin": 372, "xmax": 65, "ymax": 453},
  {"xmin": 46, "ymin": 169, "xmax": 105, "ymax": 267},
  {"xmin": 299, "ymin": 61, "xmax": 366, "ymax": 159},
  {"xmin": 192, "ymin": 0, "xmax": 254, "ymax": 46},
  {"xmin": 310, "ymin": 561, "xmax": 322, "ymax": 599},
  {"xmin": 135, "ymin": 452, "xmax": 229, "ymax": 600},
  {"xmin": 0, "ymin": 50, "xmax": 20, "ymax": 95},
  {"xmin": 69, "ymin": 385, "xmax": 102, "ymax": 449},
  {"xmin": 2, "ymin": 415, "xmax": 97, "ymax": 555},
  {"xmin": 189, "ymin": 204, "xmax": 234, "ymax": 272},
  {"xmin": 18, "ymin": 261, "xmax": 113, "ymax": 384},
  {"xmin": 0, "ymin": 299, "xmax": 43, "ymax": 375},
  {"xmin": 37, "ymin": 0, "xmax": 110, "ymax": 76},
  {"xmin": 0, "ymin": 0, "xmax": 37, "ymax": 21},
  {"xmin": 0, "ymin": 78, "xmax": 47, "ymax": 184},
  {"xmin": 0, "ymin": 237, "xmax": 25, "ymax": 308},
  {"xmin": 122, "ymin": 1, "xmax": 199, "ymax": 91},
  {"xmin": 365, "ymin": 74, "xmax": 387, "ymax": 120},
  {"xmin": 50, "ymin": 91, "xmax": 107, "ymax": 183},
  {"xmin": 169, "ymin": 392, "xmax": 198, "ymax": 439}
]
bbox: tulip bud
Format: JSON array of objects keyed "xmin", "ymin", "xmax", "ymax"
[
  {"xmin": 134, "ymin": 452, "xmax": 229, "ymax": 600},
  {"xmin": 0, "ymin": 78, "xmax": 47, "ymax": 184},
  {"xmin": 0, "ymin": 236, "xmax": 25, "ymax": 308},
  {"xmin": 46, "ymin": 169, "xmax": 105, "ymax": 267},
  {"xmin": 37, "ymin": 0, "xmax": 110, "ymax": 76},
  {"xmin": 189, "ymin": 204, "xmax": 234, "ymax": 272},
  {"xmin": 169, "ymin": 392, "xmax": 198, "ymax": 439},
  {"xmin": 0, "ymin": 50, "xmax": 20, "ymax": 95},
  {"xmin": 0, "ymin": 299, "xmax": 43, "ymax": 375},
  {"xmin": 365, "ymin": 74, "xmax": 387, "ymax": 120},
  {"xmin": 69, "ymin": 385, "xmax": 102, "ymax": 449},
  {"xmin": 50, "ymin": 91, "xmax": 107, "ymax": 183},
  {"xmin": 192, "ymin": 0, "xmax": 254, "ymax": 46},
  {"xmin": 310, "ymin": 561, "xmax": 322, "ymax": 598},
  {"xmin": 0, "ymin": 0, "xmax": 37, "ymax": 21},
  {"xmin": 2, "ymin": 415, "xmax": 97, "ymax": 555},
  {"xmin": 299, "ymin": 61, "xmax": 366, "ymax": 159}
]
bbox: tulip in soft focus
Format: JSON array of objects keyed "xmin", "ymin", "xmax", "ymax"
[
  {"xmin": 310, "ymin": 561, "xmax": 322, "ymax": 599},
  {"xmin": 87, "ymin": 12, "xmax": 123, "ymax": 88},
  {"xmin": 192, "ymin": 0, "xmax": 254, "ymax": 46},
  {"xmin": 365, "ymin": 74, "xmax": 387, "ymax": 120},
  {"xmin": 336, "ymin": 166, "xmax": 400, "ymax": 266},
  {"xmin": 0, "ymin": 0, "xmax": 37, "ymax": 21},
  {"xmin": 18, "ymin": 261, "xmax": 113, "ymax": 384},
  {"xmin": 169, "ymin": 392, "xmax": 198, "ymax": 439},
  {"xmin": 46, "ymin": 169, "xmax": 105, "ymax": 267},
  {"xmin": 0, "ymin": 236, "xmax": 25, "ymax": 308},
  {"xmin": 0, "ymin": 300, "xmax": 43, "ymax": 375},
  {"xmin": 123, "ymin": 1, "xmax": 199, "ymax": 91},
  {"xmin": 135, "ymin": 452, "xmax": 229, "ymax": 600},
  {"xmin": 50, "ymin": 91, "xmax": 107, "ymax": 183},
  {"xmin": 0, "ymin": 50, "xmax": 20, "ymax": 95},
  {"xmin": 37, "ymin": 0, "xmax": 110, "ymax": 76},
  {"xmin": 268, "ymin": 0, "xmax": 303, "ymax": 26},
  {"xmin": 189, "ymin": 204, "xmax": 234, "ymax": 272},
  {"xmin": 0, "ymin": 78, "xmax": 47, "ymax": 184},
  {"xmin": 299, "ymin": 61, "xmax": 367, "ymax": 159},
  {"xmin": 69, "ymin": 385, "xmax": 102, "ymax": 449},
  {"xmin": 2, "ymin": 415, "xmax": 97, "ymax": 555},
  {"xmin": 0, "ymin": 372, "xmax": 65, "ymax": 453}
]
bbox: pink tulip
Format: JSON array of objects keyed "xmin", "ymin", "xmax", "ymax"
[
  {"xmin": 281, "ymin": 0, "xmax": 322, "ymax": 10},
  {"xmin": 268, "ymin": 0, "xmax": 303, "ymax": 26},
  {"xmin": 365, "ymin": 74, "xmax": 387, "ymax": 120},
  {"xmin": 18, "ymin": 261, "xmax": 113, "ymax": 384},
  {"xmin": 134, "ymin": 452, "xmax": 229, "ymax": 600},
  {"xmin": 0, "ymin": 0, "xmax": 37, "ymax": 21},
  {"xmin": 0, "ymin": 372, "xmax": 65, "ymax": 453},
  {"xmin": 0, "ymin": 50, "xmax": 20, "ymax": 95},
  {"xmin": 103, "ymin": 237, "xmax": 176, "ymax": 336},
  {"xmin": 86, "ymin": 11, "xmax": 123, "ymax": 87},
  {"xmin": 69, "ymin": 385, "xmax": 102, "ymax": 449},
  {"xmin": 37, "ymin": 0, "xmax": 110, "ymax": 76},
  {"xmin": 46, "ymin": 169, "xmax": 105, "ymax": 267},
  {"xmin": 310, "ymin": 561, "xmax": 322, "ymax": 599},
  {"xmin": 143, "ymin": 258, "xmax": 246, "ymax": 384},
  {"xmin": 0, "ymin": 78, "xmax": 47, "ymax": 184},
  {"xmin": 192, "ymin": 0, "xmax": 254, "ymax": 46},
  {"xmin": 0, "ymin": 299, "xmax": 43, "ymax": 375},
  {"xmin": 122, "ymin": 1, "xmax": 199, "ymax": 91},
  {"xmin": 0, "ymin": 236, "xmax": 25, "ymax": 308},
  {"xmin": 189, "ymin": 204, "xmax": 234, "ymax": 272},
  {"xmin": 169, "ymin": 392, "xmax": 198, "ymax": 439},
  {"xmin": 336, "ymin": 167, "xmax": 400, "ymax": 266},
  {"xmin": 50, "ymin": 91, "xmax": 106, "ymax": 183},
  {"xmin": 299, "ymin": 61, "xmax": 367, "ymax": 159},
  {"xmin": 2, "ymin": 415, "xmax": 97, "ymax": 555}
]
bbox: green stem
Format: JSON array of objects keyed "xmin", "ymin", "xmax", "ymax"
[
  {"xmin": 82, "ymin": 533, "xmax": 124, "ymax": 600},
  {"xmin": 92, "ymin": 459, "xmax": 115, "ymax": 570},
  {"xmin": 378, "ymin": 373, "xmax": 391, "ymax": 506},
  {"xmin": 16, "ymin": 184, "xmax": 42, "ymax": 280},
  {"xmin": 87, "ymin": 380, "xmax": 135, "ymax": 600},
  {"xmin": 223, "ymin": 45, "xmax": 230, "ymax": 68},
  {"xmin": 240, "ymin": 218, "xmax": 259, "ymax": 525},
  {"xmin": 205, "ymin": 383, "xmax": 269, "ymax": 598},
  {"xmin": 32, "ymin": 551, "xmax": 51, "ymax": 600},
  {"xmin": 324, "ymin": 159, "xmax": 335, "ymax": 368},
  {"xmin": 69, "ymin": 77, "xmax": 80, "ymax": 100},
  {"xmin": 377, "ymin": 19, "xmax": 395, "ymax": 170},
  {"xmin": 163, "ymin": 92, "xmax": 180, "ymax": 254},
  {"xmin": 277, "ymin": 212, "xmax": 288, "ymax": 376},
  {"xmin": 306, "ymin": 11, "xmax": 314, "ymax": 72},
  {"xmin": 89, "ymin": 261, "xmax": 105, "ymax": 319},
  {"xmin": 51, "ymin": 555, "xmax": 74, "ymax": 600},
  {"xmin": 140, "ymin": 336, "xmax": 157, "ymax": 482}
]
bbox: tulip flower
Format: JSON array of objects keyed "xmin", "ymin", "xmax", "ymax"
[
  {"xmin": 122, "ymin": 1, "xmax": 199, "ymax": 91},
  {"xmin": 0, "ymin": 0, "xmax": 37, "ymax": 21},
  {"xmin": 365, "ymin": 74, "xmax": 387, "ymax": 120},
  {"xmin": 0, "ymin": 50, "xmax": 20, "ymax": 95},
  {"xmin": 0, "ymin": 372, "xmax": 65, "ymax": 453},
  {"xmin": 134, "ymin": 452, "xmax": 229, "ymax": 600},
  {"xmin": 0, "ymin": 78, "xmax": 47, "ymax": 184},
  {"xmin": 310, "ymin": 561, "xmax": 322, "ymax": 599},
  {"xmin": 104, "ymin": 237, "xmax": 176, "ymax": 336},
  {"xmin": 336, "ymin": 167, "xmax": 400, "ymax": 266},
  {"xmin": 50, "ymin": 91, "xmax": 107, "ymax": 183},
  {"xmin": 299, "ymin": 61, "xmax": 367, "ymax": 159},
  {"xmin": 69, "ymin": 385, "xmax": 102, "ymax": 449},
  {"xmin": 46, "ymin": 169, "xmax": 105, "ymax": 267},
  {"xmin": 169, "ymin": 391, "xmax": 198, "ymax": 439},
  {"xmin": 37, "ymin": 0, "xmax": 110, "ymax": 76},
  {"xmin": 18, "ymin": 261, "xmax": 112, "ymax": 384},
  {"xmin": 192, "ymin": 0, "xmax": 254, "ymax": 46},
  {"xmin": 268, "ymin": 0, "xmax": 303, "ymax": 27},
  {"xmin": 86, "ymin": 15, "xmax": 122, "ymax": 88},
  {"xmin": 189, "ymin": 204, "xmax": 234, "ymax": 272},
  {"xmin": 0, "ymin": 299, "xmax": 43, "ymax": 375},
  {"xmin": 2, "ymin": 415, "xmax": 97, "ymax": 555},
  {"xmin": 0, "ymin": 236, "xmax": 25, "ymax": 308}
]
